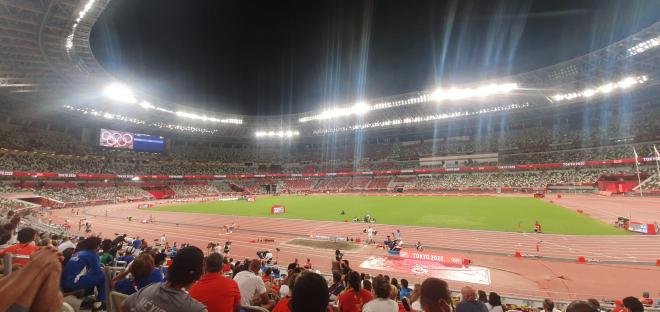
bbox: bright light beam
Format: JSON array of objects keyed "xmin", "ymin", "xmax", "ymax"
[{"xmin": 103, "ymin": 82, "xmax": 137, "ymax": 104}]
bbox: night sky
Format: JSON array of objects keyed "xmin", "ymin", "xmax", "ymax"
[{"xmin": 90, "ymin": 0, "xmax": 660, "ymax": 115}]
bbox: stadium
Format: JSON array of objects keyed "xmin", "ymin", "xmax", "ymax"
[{"xmin": 1, "ymin": 1, "xmax": 660, "ymax": 311}]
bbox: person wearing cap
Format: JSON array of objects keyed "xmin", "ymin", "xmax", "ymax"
[
  {"xmin": 641, "ymin": 292, "xmax": 653, "ymax": 306},
  {"xmin": 612, "ymin": 300, "xmax": 625, "ymax": 312},
  {"xmin": 121, "ymin": 246, "xmax": 206, "ymax": 312},
  {"xmin": 57, "ymin": 236, "xmax": 77, "ymax": 253}
]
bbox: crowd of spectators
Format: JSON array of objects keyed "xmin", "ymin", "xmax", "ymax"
[
  {"xmin": 0, "ymin": 197, "xmax": 33, "ymax": 212},
  {"xmin": 280, "ymin": 179, "xmax": 317, "ymax": 192},
  {"xmin": 0, "ymin": 124, "xmax": 93, "ymax": 155},
  {"xmin": 643, "ymin": 174, "xmax": 660, "ymax": 191},
  {"xmin": 2, "ymin": 142, "xmax": 657, "ymax": 177},
  {"xmin": 0, "ymin": 164, "xmax": 646, "ymax": 205},
  {"xmin": 412, "ymin": 169, "xmax": 625, "ymax": 190},
  {"xmin": 0, "ymin": 213, "xmax": 656, "ymax": 312},
  {"xmin": 170, "ymin": 184, "xmax": 219, "ymax": 198},
  {"xmin": 32, "ymin": 187, "xmax": 151, "ymax": 203},
  {"xmin": 1, "ymin": 102, "xmax": 660, "ymax": 178}
]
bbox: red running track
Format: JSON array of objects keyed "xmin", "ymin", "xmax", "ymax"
[{"xmin": 49, "ymin": 195, "xmax": 660, "ymax": 301}]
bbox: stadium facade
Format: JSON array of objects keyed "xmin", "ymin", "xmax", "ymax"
[{"xmin": 0, "ymin": 0, "xmax": 660, "ymax": 193}]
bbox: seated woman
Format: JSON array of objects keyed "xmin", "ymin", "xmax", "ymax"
[
  {"xmin": 61, "ymin": 236, "xmax": 106, "ymax": 311},
  {"xmin": 114, "ymin": 254, "xmax": 164, "ymax": 295},
  {"xmin": 99, "ymin": 239, "xmax": 115, "ymax": 266}
]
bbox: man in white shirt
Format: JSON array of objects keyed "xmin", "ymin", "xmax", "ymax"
[
  {"xmin": 57, "ymin": 237, "xmax": 76, "ymax": 253},
  {"xmin": 367, "ymin": 227, "xmax": 375, "ymax": 244},
  {"xmin": 159, "ymin": 234, "xmax": 166, "ymax": 246},
  {"xmin": 213, "ymin": 243, "xmax": 222, "ymax": 254},
  {"xmin": 233, "ymin": 260, "xmax": 274, "ymax": 309},
  {"xmin": 363, "ymin": 276, "xmax": 398, "ymax": 312}
]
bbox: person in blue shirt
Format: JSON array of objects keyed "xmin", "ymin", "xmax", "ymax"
[
  {"xmin": 399, "ymin": 278, "xmax": 413, "ymax": 299},
  {"xmin": 168, "ymin": 242, "xmax": 178, "ymax": 258},
  {"xmin": 153, "ymin": 252, "xmax": 168, "ymax": 281},
  {"xmin": 61, "ymin": 236, "xmax": 106, "ymax": 310},
  {"xmin": 132, "ymin": 237, "xmax": 142, "ymax": 250},
  {"xmin": 114, "ymin": 254, "xmax": 164, "ymax": 295},
  {"xmin": 116, "ymin": 253, "xmax": 135, "ymax": 264}
]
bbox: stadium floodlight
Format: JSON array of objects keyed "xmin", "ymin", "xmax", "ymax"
[
  {"xmin": 103, "ymin": 82, "xmax": 137, "ymax": 103},
  {"xmin": 598, "ymin": 83, "xmax": 614, "ymax": 94},
  {"xmin": 353, "ymin": 102, "xmax": 370, "ymax": 115},
  {"xmin": 255, "ymin": 130, "xmax": 300, "ymax": 138},
  {"xmin": 432, "ymin": 83, "xmax": 518, "ymax": 102},
  {"xmin": 298, "ymin": 82, "xmax": 517, "ymax": 123},
  {"xmin": 617, "ymin": 77, "xmax": 637, "ymax": 89},
  {"xmin": 300, "ymin": 102, "xmax": 374, "ymax": 123},
  {"xmin": 550, "ymin": 75, "xmax": 648, "ymax": 102},
  {"xmin": 175, "ymin": 111, "xmax": 243, "ymax": 124},
  {"xmin": 0, "ymin": 83, "xmax": 36, "ymax": 87},
  {"xmin": 313, "ymin": 102, "xmax": 529, "ymax": 135},
  {"xmin": 628, "ymin": 36, "xmax": 660, "ymax": 56},
  {"xmin": 139, "ymin": 101, "xmax": 154, "ymax": 109},
  {"xmin": 582, "ymin": 89, "xmax": 596, "ymax": 97},
  {"xmin": 66, "ymin": 0, "xmax": 97, "ymax": 52},
  {"xmin": 63, "ymin": 105, "xmax": 146, "ymax": 125}
]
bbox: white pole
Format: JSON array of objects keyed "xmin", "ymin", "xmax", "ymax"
[
  {"xmin": 633, "ymin": 147, "xmax": 643, "ymax": 197},
  {"xmin": 654, "ymin": 145, "xmax": 660, "ymax": 180},
  {"xmin": 635, "ymin": 159, "xmax": 643, "ymax": 197}
]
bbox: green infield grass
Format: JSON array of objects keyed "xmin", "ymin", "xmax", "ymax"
[{"xmin": 150, "ymin": 195, "xmax": 627, "ymax": 235}]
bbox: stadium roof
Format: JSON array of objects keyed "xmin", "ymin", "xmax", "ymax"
[{"xmin": 1, "ymin": 0, "xmax": 660, "ymax": 138}]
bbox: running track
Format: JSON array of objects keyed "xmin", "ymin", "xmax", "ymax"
[{"xmin": 49, "ymin": 195, "xmax": 660, "ymax": 301}]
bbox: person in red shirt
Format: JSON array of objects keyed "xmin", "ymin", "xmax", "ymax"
[
  {"xmin": 612, "ymin": 300, "xmax": 625, "ymax": 312},
  {"xmin": 641, "ymin": 292, "xmax": 654, "ymax": 306},
  {"xmin": 534, "ymin": 221, "xmax": 542, "ymax": 233},
  {"xmin": 222, "ymin": 258, "xmax": 232, "ymax": 274},
  {"xmin": 0, "ymin": 227, "xmax": 39, "ymax": 267},
  {"xmin": 189, "ymin": 253, "xmax": 241, "ymax": 312},
  {"xmin": 338, "ymin": 271, "xmax": 373, "ymax": 312},
  {"xmin": 273, "ymin": 272, "xmax": 299, "ymax": 312}
]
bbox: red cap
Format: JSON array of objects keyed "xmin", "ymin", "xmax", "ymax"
[{"xmin": 615, "ymin": 300, "xmax": 623, "ymax": 305}]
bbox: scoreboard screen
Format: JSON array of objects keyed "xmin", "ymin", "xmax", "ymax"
[{"xmin": 99, "ymin": 129, "xmax": 165, "ymax": 153}]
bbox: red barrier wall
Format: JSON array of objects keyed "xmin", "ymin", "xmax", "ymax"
[
  {"xmin": 597, "ymin": 181, "xmax": 639, "ymax": 193},
  {"xmin": 145, "ymin": 187, "xmax": 174, "ymax": 199}
]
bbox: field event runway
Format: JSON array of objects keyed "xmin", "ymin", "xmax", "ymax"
[{"xmin": 49, "ymin": 194, "xmax": 660, "ymax": 301}]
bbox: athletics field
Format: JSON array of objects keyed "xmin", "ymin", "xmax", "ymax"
[{"xmin": 151, "ymin": 195, "xmax": 628, "ymax": 235}]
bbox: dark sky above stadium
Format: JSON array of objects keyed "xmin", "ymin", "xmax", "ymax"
[{"xmin": 91, "ymin": 0, "xmax": 660, "ymax": 116}]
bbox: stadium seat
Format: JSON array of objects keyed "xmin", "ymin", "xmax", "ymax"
[{"xmin": 111, "ymin": 291, "xmax": 129, "ymax": 312}]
